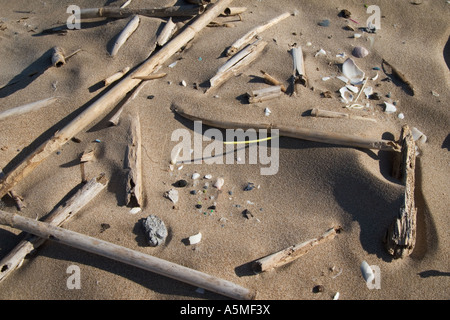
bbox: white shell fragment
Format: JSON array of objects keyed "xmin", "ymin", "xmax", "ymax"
[
  {"xmin": 360, "ymin": 261, "xmax": 375, "ymax": 284},
  {"xmin": 345, "ymin": 84, "xmax": 359, "ymax": 93},
  {"xmin": 333, "ymin": 292, "xmax": 340, "ymax": 300},
  {"xmin": 411, "ymin": 127, "xmax": 427, "ymax": 143},
  {"xmin": 264, "ymin": 107, "xmax": 271, "ymax": 116},
  {"xmin": 384, "ymin": 102, "xmax": 397, "ymax": 114},
  {"xmin": 339, "ymin": 87, "xmax": 354, "ymax": 103},
  {"xmin": 181, "ymin": 80, "xmax": 187, "ymax": 87},
  {"xmin": 352, "ymin": 46, "xmax": 369, "ymax": 58},
  {"xmin": 363, "ymin": 86, "xmax": 373, "ymax": 98},
  {"xmin": 204, "ymin": 174, "xmax": 212, "ymax": 179},
  {"xmin": 398, "ymin": 113, "xmax": 405, "ymax": 119},
  {"xmin": 192, "ymin": 172, "xmax": 200, "ymax": 180},
  {"xmin": 129, "ymin": 207, "xmax": 142, "ymax": 214},
  {"xmin": 337, "ymin": 75, "xmax": 349, "ymax": 83},
  {"xmin": 342, "ymin": 58, "xmax": 365, "ymax": 85},
  {"xmin": 164, "ymin": 189, "xmax": 179, "ymax": 204},
  {"xmin": 213, "ymin": 177, "xmax": 225, "ymax": 190},
  {"xmin": 188, "ymin": 232, "xmax": 202, "ymax": 245},
  {"xmin": 315, "ymin": 48, "xmax": 326, "ymax": 57}
]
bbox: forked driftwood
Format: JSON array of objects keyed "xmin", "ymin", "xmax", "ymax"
[
  {"xmin": 172, "ymin": 105, "xmax": 401, "ymax": 152},
  {"xmin": 0, "ymin": 97, "xmax": 58, "ymax": 122},
  {"xmin": 110, "ymin": 15, "xmax": 140, "ymax": 57},
  {"xmin": 385, "ymin": 125, "xmax": 417, "ymax": 258},
  {"xmin": 0, "ymin": 174, "xmax": 108, "ymax": 283},
  {"xmin": 125, "ymin": 115, "xmax": 143, "ymax": 207},
  {"xmin": 0, "ymin": 210, "xmax": 256, "ymax": 300},
  {"xmin": 103, "ymin": 67, "xmax": 130, "ymax": 87},
  {"xmin": 225, "ymin": 12, "xmax": 291, "ymax": 57},
  {"xmin": 252, "ymin": 226, "xmax": 341, "ymax": 273},
  {"xmin": 247, "ymin": 86, "xmax": 281, "ymax": 103},
  {"xmin": 0, "ymin": 0, "xmax": 235, "ymax": 199},
  {"xmin": 311, "ymin": 108, "xmax": 376, "ymax": 123},
  {"xmin": 207, "ymin": 39, "xmax": 267, "ymax": 92},
  {"xmin": 80, "ymin": 5, "xmax": 205, "ymax": 20}
]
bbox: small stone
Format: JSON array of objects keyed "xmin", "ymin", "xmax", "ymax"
[
  {"xmin": 204, "ymin": 174, "xmax": 212, "ymax": 179},
  {"xmin": 192, "ymin": 172, "xmax": 200, "ymax": 180},
  {"xmin": 318, "ymin": 19, "xmax": 330, "ymax": 27},
  {"xmin": 195, "ymin": 204, "xmax": 202, "ymax": 209},
  {"xmin": 242, "ymin": 209, "xmax": 254, "ymax": 219},
  {"xmin": 244, "ymin": 182, "xmax": 255, "ymax": 191},
  {"xmin": 164, "ymin": 189, "xmax": 179, "ymax": 204},
  {"xmin": 181, "ymin": 80, "xmax": 187, "ymax": 87},
  {"xmin": 313, "ymin": 285, "xmax": 324, "ymax": 293},
  {"xmin": 142, "ymin": 215, "xmax": 168, "ymax": 247},
  {"xmin": 369, "ymin": 92, "xmax": 381, "ymax": 100},
  {"xmin": 100, "ymin": 223, "xmax": 110, "ymax": 233},
  {"xmin": 190, "ymin": 190, "xmax": 198, "ymax": 195},
  {"xmin": 173, "ymin": 179, "xmax": 188, "ymax": 188},
  {"xmin": 339, "ymin": 9, "xmax": 351, "ymax": 18}
]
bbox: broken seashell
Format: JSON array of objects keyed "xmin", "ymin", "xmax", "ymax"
[
  {"xmin": 264, "ymin": 107, "xmax": 271, "ymax": 116},
  {"xmin": 192, "ymin": 172, "xmax": 200, "ymax": 180},
  {"xmin": 363, "ymin": 86, "xmax": 373, "ymax": 98},
  {"xmin": 342, "ymin": 58, "xmax": 365, "ymax": 85},
  {"xmin": 188, "ymin": 232, "xmax": 202, "ymax": 245},
  {"xmin": 352, "ymin": 46, "xmax": 369, "ymax": 58},
  {"xmin": 345, "ymin": 84, "xmax": 359, "ymax": 93},
  {"xmin": 411, "ymin": 127, "xmax": 427, "ymax": 143},
  {"xmin": 360, "ymin": 261, "xmax": 375, "ymax": 284},
  {"xmin": 315, "ymin": 48, "xmax": 326, "ymax": 57},
  {"xmin": 213, "ymin": 177, "xmax": 224, "ymax": 190},
  {"xmin": 339, "ymin": 87, "xmax": 354, "ymax": 103},
  {"xmin": 336, "ymin": 75, "xmax": 349, "ymax": 83},
  {"xmin": 129, "ymin": 207, "xmax": 141, "ymax": 214},
  {"xmin": 384, "ymin": 102, "xmax": 397, "ymax": 114},
  {"xmin": 204, "ymin": 174, "xmax": 212, "ymax": 179},
  {"xmin": 398, "ymin": 113, "xmax": 405, "ymax": 119},
  {"xmin": 353, "ymin": 33, "xmax": 362, "ymax": 38}
]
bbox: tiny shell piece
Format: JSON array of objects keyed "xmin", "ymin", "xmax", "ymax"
[
  {"xmin": 213, "ymin": 177, "xmax": 225, "ymax": 190},
  {"xmin": 360, "ymin": 261, "xmax": 375, "ymax": 283},
  {"xmin": 189, "ymin": 232, "xmax": 202, "ymax": 245},
  {"xmin": 342, "ymin": 58, "xmax": 365, "ymax": 85},
  {"xmin": 384, "ymin": 102, "xmax": 397, "ymax": 114},
  {"xmin": 192, "ymin": 172, "xmax": 200, "ymax": 180}
]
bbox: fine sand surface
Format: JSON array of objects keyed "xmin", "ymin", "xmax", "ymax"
[{"xmin": 0, "ymin": 0, "xmax": 449, "ymax": 300}]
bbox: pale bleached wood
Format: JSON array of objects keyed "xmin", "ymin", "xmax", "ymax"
[
  {"xmin": 247, "ymin": 86, "xmax": 281, "ymax": 103},
  {"xmin": 0, "ymin": 210, "xmax": 256, "ymax": 300},
  {"xmin": 0, "ymin": 0, "xmax": 234, "ymax": 200},
  {"xmin": 103, "ymin": 67, "xmax": 130, "ymax": 86},
  {"xmin": 156, "ymin": 18, "xmax": 177, "ymax": 47},
  {"xmin": 172, "ymin": 105, "xmax": 402, "ymax": 152},
  {"xmin": 110, "ymin": 15, "xmax": 140, "ymax": 57},
  {"xmin": 80, "ymin": 5, "xmax": 205, "ymax": 19},
  {"xmin": 225, "ymin": 12, "xmax": 290, "ymax": 57},
  {"xmin": 260, "ymin": 70, "xmax": 286, "ymax": 92},
  {"xmin": 311, "ymin": 108, "xmax": 376, "ymax": 123},
  {"xmin": 132, "ymin": 73, "xmax": 167, "ymax": 80},
  {"xmin": 208, "ymin": 39, "xmax": 267, "ymax": 91},
  {"xmin": 120, "ymin": 0, "xmax": 132, "ymax": 9},
  {"xmin": 125, "ymin": 115, "xmax": 143, "ymax": 207},
  {"xmin": 0, "ymin": 97, "xmax": 58, "ymax": 122},
  {"xmin": 0, "ymin": 174, "xmax": 108, "ymax": 283},
  {"xmin": 291, "ymin": 46, "xmax": 307, "ymax": 90},
  {"xmin": 385, "ymin": 125, "xmax": 417, "ymax": 258},
  {"xmin": 252, "ymin": 226, "xmax": 342, "ymax": 273},
  {"xmin": 51, "ymin": 46, "xmax": 66, "ymax": 68}
]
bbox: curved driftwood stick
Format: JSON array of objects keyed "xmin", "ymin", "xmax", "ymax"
[
  {"xmin": 172, "ymin": 105, "xmax": 401, "ymax": 152},
  {"xmin": 0, "ymin": 0, "xmax": 235, "ymax": 199},
  {"xmin": 80, "ymin": 5, "xmax": 205, "ymax": 19},
  {"xmin": 0, "ymin": 210, "xmax": 255, "ymax": 300},
  {"xmin": 0, "ymin": 174, "xmax": 108, "ymax": 283}
]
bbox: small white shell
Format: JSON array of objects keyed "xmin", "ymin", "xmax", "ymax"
[
  {"xmin": 213, "ymin": 177, "xmax": 224, "ymax": 190},
  {"xmin": 360, "ymin": 261, "xmax": 375, "ymax": 283},
  {"xmin": 363, "ymin": 86, "xmax": 373, "ymax": 98},
  {"xmin": 384, "ymin": 102, "xmax": 397, "ymax": 114},
  {"xmin": 333, "ymin": 292, "xmax": 340, "ymax": 300},
  {"xmin": 188, "ymin": 232, "xmax": 202, "ymax": 245},
  {"xmin": 339, "ymin": 87, "xmax": 354, "ymax": 103},
  {"xmin": 411, "ymin": 127, "xmax": 427, "ymax": 143},
  {"xmin": 181, "ymin": 80, "xmax": 187, "ymax": 87},
  {"xmin": 204, "ymin": 174, "xmax": 212, "ymax": 179},
  {"xmin": 315, "ymin": 48, "xmax": 326, "ymax": 57},
  {"xmin": 337, "ymin": 75, "xmax": 349, "ymax": 83},
  {"xmin": 342, "ymin": 58, "xmax": 365, "ymax": 85},
  {"xmin": 129, "ymin": 207, "xmax": 141, "ymax": 214},
  {"xmin": 192, "ymin": 172, "xmax": 200, "ymax": 180},
  {"xmin": 398, "ymin": 113, "xmax": 405, "ymax": 119},
  {"xmin": 352, "ymin": 46, "xmax": 369, "ymax": 58},
  {"xmin": 346, "ymin": 84, "xmax": 359, "ymax": 93},
  {"xmin": 264, "ymin": 108, "xmax": 271, "ymax": 116}
]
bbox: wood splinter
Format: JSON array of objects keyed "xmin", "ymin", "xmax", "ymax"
[
  {"xmin": 311, "ymin": 108, "xmax": 376, "ymax": 123},
  {"xmin": 247, "ymin": 86, "xmax": 282, "ymax": 103},
  {"xmin": 260, "ymin": 70, "xmax": 286, "ymax": 92},
  {"xmin": 103, "ymin": 67, "xmax": 130, "ymax": 87},
  {"xmin": 252, "ymin": 226, "xmax": 342, "ymax": 273}
]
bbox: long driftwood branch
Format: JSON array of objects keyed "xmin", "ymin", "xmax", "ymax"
[
  {"xmin": 385, "ymin": 125, "xmax": 417, "ymax": 258},
  {"xmin": 0, "ymin": 0, "xmax": 235, "ymax": 200},
  {"xmin": 172, "ymin": 105, "xmax": 401, "ymax": 152},
  {"xmin": 0, "ymin": 210, "xmax": 255, "ymax": 300},
  {"xmin": 0, "ymin": 174, "xmax": 108, "ymax": 283},
  {"xmin": 252, "ymin": 226, "xmax": 341, "ymax": 273},
  {"xmin": 80, "ymin": 5, "xmax": 205, "ymax": 19}
]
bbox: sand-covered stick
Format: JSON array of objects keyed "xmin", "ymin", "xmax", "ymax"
[
  {"xmin": 0, "ymin": 97, "xmax": 58, "ymax": 122},
  {"xmin": 103, "ymin": 67, "xmax": 131, "ymax": 87},
  {"xmin": 0, "ymin": 174, "xmax": 108, "ymax": 283},
  {"xmin": 0, "ymin": 0, "xmax": 235, "ymax": 200},
  {"xmin": 252, "ymin": 226, "xmax": 341, "ymax": 273},
  {"xmin": 0, "ymin": 209, "xmax": 256, "ymax": 300},
  {"xmin": 311, "ymin": 108, "xmax": 376, "ymax": 122}
]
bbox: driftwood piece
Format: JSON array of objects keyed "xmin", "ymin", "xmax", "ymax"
[
  {"xmin": 110, "ymin": 15, "xmax": 140, "ymax": 57},
  {"xmin": 8, "ymin": 191, "xmax": 26, "ymax": 211},
  {"xmin": 385, "ymin": 125, "xmax": 417, "ymax": 258},
  {"xmin": 0, "ymin": 97, "xmax": 57, "ymax": 122},
  {"xmin": 311, "ymin": 108, "xmax": 376, "ymax": 123},
  {"xmin": 0, "ymin": 210, "xmax": 255, "ymax": 300},
  {"xmin": 125, "ymin": 115, "xmax": 143, "ymax": 207},
  {"xmin": 103, "ymin": 67, "xmax": 130, "ymax": 87},
  {"xmin": 247, "ymin": 86, "xmax": 281, "ymax": 103},
  {"xmin": 0, "ymin": 174, "xmax": 108, "ymax": 283},
  {"xmin": 51, "ymin": 47, "xmax": 66, "ymax": 68},
  {"xmin": 222, "ymin": 7, "xmax": 247, "ymax": 16},
  {"xmin": 132, "ymin": 73, "xmax": 167, "ymax": 80},
  {"xmin": 208, "ymin": 39, "xmax": 267, "ymax": 91},
  {"xmin": 157, "ymin": 18, "xmax": 177, "ymax": 47},
  {"xmin": 172, "ymin": 105, "xmax": 402, "ymax": 152},
  {"xmin": 260, "ymin": 70, "xmax": 286, "ymax": 92},
  {"xmin": 226, "ymin": 12, "xmax": 290, "ymax": 57},
  {"xmin": 0, "ymin": 0, "xmax": 234, "ymax": 200},
  {"xmin": 291, "ymin": 46, "xmax": 307, "ymax": 91},
  {"xmin": 80, "ymin": 5, "xmax": 205, "ymax": 19},
  {"xmin": 252, "ymin": 227, "xmax": 342, "ymax": 273}
]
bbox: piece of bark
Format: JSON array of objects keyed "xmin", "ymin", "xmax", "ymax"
[
  {"xmin": 0, "ymin": 97, "xmax": 58, "ymax": 122},
  {"xmin": 247, "ymin": 86, "xmax": 281, "ymax": 103},
  {"xmin": 208, "ymin": 39, "xmax": 267, "ymax": 91},
  {"xmin": 103, "ymin": 67, "xmax": 130, "ymax": 87},
  {"xmin": 260, "ymin": 70, "xmax": 286, "ymax": 92},
  {"xmin": 252, "ymin": 226, "xmax": 342, "ymax": 273},
  {"xmin": 110, "ymin": 15, "xmax": 140, "ymax": 57},
  {"xmin": 80, "ymin": 5, "xmax": 205, "ymax": 20},
  {"xmin": 226, "ymin": 12, "xmax": 290, "ymax": 57},
  {"xmin": 0, "ymin": 209, "xmax": 256, "ymax": 300},
  {"xmin": 172, "ymin": 105, "xmax": 402, "ymax": 152},
  {"xmin": 311, "ymin": 108, "xmax": 376, "ymax": 123},
  {"xmin": 0, "ymin": 0, "xmax": 234, "ymax": 200},
  {"xmin": 125, "ymin": 115, "xmax": 143, "ymax": 207},
  {"xmin": 385, "ymin": 125, "xmax": 417, "ymax": 258},
  {"xmin": 51, "ymin": 46, "xmax": 66, "ymax": 68},
  {"xmin": 0, "ymin": 174, "xmax": 108, "ymax": 283}
]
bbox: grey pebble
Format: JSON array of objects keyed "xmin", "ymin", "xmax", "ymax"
[{"xmin": 142, "ymin": 215, "xmax": 168, "ymax": 247}]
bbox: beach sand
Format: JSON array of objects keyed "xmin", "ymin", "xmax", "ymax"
[{"xmin": 0, "ymin": 0, "xmax": 449, "ymax": 301}]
